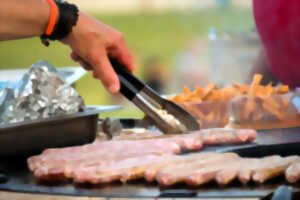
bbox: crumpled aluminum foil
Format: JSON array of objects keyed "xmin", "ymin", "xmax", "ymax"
[{"xmin": 0, "ymin": 61, "xmax": 85, "ymax": 124}]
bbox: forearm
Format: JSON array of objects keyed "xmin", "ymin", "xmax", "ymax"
[
  {"xmin": 0, "ymin": 0, "xmax": 51, "ymax": 40},
  {"xmin": 0, "ymin": 0, "xmax": 134, "ymax": 93}
]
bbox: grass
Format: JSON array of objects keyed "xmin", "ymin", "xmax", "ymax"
[{"xmin": 0, "ymin": 7, "xmax": 253, "ymax": 118}]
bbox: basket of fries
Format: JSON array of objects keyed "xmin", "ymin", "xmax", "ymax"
[
  {"xmin": 169, "ymin": 84, "xmax": 233, "ymax": 129},
  {"xmin": 230, "ymin": 75, "xmax": 300, "ymax": 129},
  {"xmin": 170, "ymin": 74, "xmax": 300, "ymax": 129}
]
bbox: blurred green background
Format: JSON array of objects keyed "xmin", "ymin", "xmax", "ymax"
[{"xmin": 0, "ymin": 6, "xmax": 253, "ymax": 118}]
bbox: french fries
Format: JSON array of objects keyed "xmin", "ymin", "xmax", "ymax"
[
  {"xmin": 169, "ymin": 74, "xmax": 292, "ymax": 128},
  {"xmin": 170, "ymin": 74, "xmax": 289, "ymax": 103}
]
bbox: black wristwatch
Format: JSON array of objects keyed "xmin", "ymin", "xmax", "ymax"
[{"xmin": 41, "ymin": 0, "xmax": 79, "ymax": 46}]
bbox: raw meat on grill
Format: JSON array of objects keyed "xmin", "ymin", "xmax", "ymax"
[
  {"xmin": 112, "ymin": 128, "xmax": 257, "ymax": 145},
  {"xmin": 155, "ymin": 155, "xmax": 300, "ymax": 186},
  {"xmin": 29, "ymin": 147, "xmax": 300, "ymax": 186},
  {"xmin": 252, "ymin": 156, "xmax": 300, "ymax": 183},
  {"xmin": 29, "ymin": 137, "xmax": 202, "ymax": 180},
  {"xmin": 191, "ymin": 128, "xmax": 257, "ymax": 145},
  {"xmin": 285, "ymin": 162, "xmax": 300, "ymax": 183},
  {"xmin": 237, "ymin": 156, "xmax": 282, "ymax": 184},
  {"xmin": 28, "ymin": 128, "xmax": 257, "ymax": 181},
  {"xmin": 73, "ymin": 154, "xmax": 166, "ymax": 184},
  {"xmin": 144, "ymin": 153, "xmax": 215, "ymax": 182},
  {"xmin": 155, "ymin": 153, "xmax": 239, "ymax": 186},
  {"xmin": 74, "ymin": 153, "xmax": 217, "ymax": 184},
  {"xmin": 185, "ymin": 156, "xmax": 241, "ymax": 186},
  {"xmin": 112, "ymin": 129, "xmax": 164, "ymax": 140}
]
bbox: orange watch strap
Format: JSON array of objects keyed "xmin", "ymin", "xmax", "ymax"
[{"xmin": 44, "ymin": 0, "xmax": 58, "ymax": 36}]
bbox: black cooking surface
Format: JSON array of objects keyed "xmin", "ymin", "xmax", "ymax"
[{"xmin": 1, "ymin": 127, "xmax": 300, "ymax": 198}]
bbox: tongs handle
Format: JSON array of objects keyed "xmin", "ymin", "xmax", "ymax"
[
  {"xmin": 110, "ymin": 58, "xmax": 165, "ymax": 105},
  {"xmin": 110, "ymin": 59, "xmax": 145, "ymax": 100}
]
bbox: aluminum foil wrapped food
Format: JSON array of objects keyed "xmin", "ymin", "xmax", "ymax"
[{"xmin": 0, "ymin": 61, "xmax": 85, "ymax": 124}]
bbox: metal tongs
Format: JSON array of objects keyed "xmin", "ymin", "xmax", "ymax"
[{"xmin": 110, "ymin": 59, "xmax": 200, "ymax": 134}]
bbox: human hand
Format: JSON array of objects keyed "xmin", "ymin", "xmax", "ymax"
[{"xmin": 61, "ymin": 12, "xmax": 134, "ymax": 93}]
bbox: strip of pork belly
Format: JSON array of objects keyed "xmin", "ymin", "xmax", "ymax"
[
  {"xmin": 237, "ymin": 155, "xmax": 300, "ymax": 184},
  {"xmin": 187, "ymin": 155, "xmax": 300, "ymax": 186},
  {"xmin": 33, "ymin": 152, "xmax": 165, "ymax": 180},
  {"xmin": 74, "ymin": 153, "xmax": 221, "ymax": 184},
  {"xmin": 144, "ymin": 153, "xmax": 217, "ymax": 182},
  {"xmin": 76, "ymin": 154, "xmax": 208, "ymax": 184},
  {"xmin": 184, "ymin": 156, "xmax": 241, "ymax": 186},
  {"xmin": 30, "ymin": 140, "xmax": 179, "ymax": 169},
  {"xmin": 113, "ymin": 128, "xmax": 257, "ymax": 145},
  {"xmin": 28, "ymin": 141, "xmax": 131, "ymax": 171},
  {"xmin": 29, "ymin": 145, "xmax": 178, "ymax": 180},
  {"xmin": 30, "ymin": 136, "xmax": 202, "ymax": 168},
  {"xmin": 48, "ymin": 135, "xmax": 201, "ymax": 156},
  {"xmin": 29, "ymin": 127, "xmax": 254, "ymax": 171},
  {"xmin": 120, "ymin": 153, "xmax": 218, "ymax": 183},
  {"xmin": 112, "ymin": 130, "xmax": 164, "ymax": 140},
  {"xmin": 193, "ymin": 128, "xmax": 257, "ymax": 145},
  {"xmin": 252, "ymin": 156, "xmax": 300, "ymax": 183},
  {"xmin": 215, "ymin": 159, "xmax": 243, "ymax": 185},
  {"xmin": 285, "ymin": 162, "xmax": 300, "ymax": 183},
  {"xmin": 28, "ymin": 137, "xmax": 199, "ymax": 173},
  {"xmin": 237, "ymin": 156, "xmax": 281, "ymax": 184},
  {"xmin": 28, "ymin": 128, "xmax": 255, "ymax": 181},
  {"xmin": 155, "ymin": 153, "xmax": 238, "ymax": 186},
  {"xmin": 29, "ymin": 144, "xmax": 166, "ymax": 178},
  {"xmin": 73, "ymin": 154, "xmax": 168, "ymax": 184}
]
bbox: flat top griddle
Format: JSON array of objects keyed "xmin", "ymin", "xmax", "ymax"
[{"xmin": 0, "ymin": 126, "xmax": 300, "ymax": 198}]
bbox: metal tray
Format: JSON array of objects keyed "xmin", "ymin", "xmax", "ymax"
[
  {"xmin": 0, "ymin": 123, "xmax": 300, "ymax": 198},
  {"xmin": 0, "ymin": 106, "xmax": 121, "ymax": 156}
]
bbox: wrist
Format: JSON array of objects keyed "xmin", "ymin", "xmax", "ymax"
[
  {"xmin": 41, "ymin": 0, "xmax": 79, "ymax": 46},
  {"xmin": 60, "ymin": 12, "xmax": 87, "ymax": 45}
]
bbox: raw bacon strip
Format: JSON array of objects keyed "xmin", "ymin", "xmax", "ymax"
[
  {"xmin": 113, "ymin": 128, "xmax": 257, "ymax": 145},
  {"xmin": 285, "ymin": 162, "xmax": 300, "ymax": 183},
  {"xmin": 28, "ymin": 128, "xmax": 258, "ymax": 183},
  {"xmin": 112, "ymin": 130, "xmax": 164, "ymax": 140},
  {"xmin": 34, "ymin": 140, "xmax": 180, "ymax": 168},
  {"xmin": 29, "ymin": 137, "xmax": 202, "ymax": 180},
  {"xmin": 215, "ymin": 159, "xmax": 242, "ymax": 185},
  {"xmin": 28, "ymin": 141, "xmax": 132, "ymax": 171},
  {"xmin": 120, "ymin": 155, "xmax": 181, "ymax": 183},
  {"xmin": 73, "ymin": 154, "xmax": 166, "ymax": 184},
  {"xmin": 28, "ymin": 128, "xmax": 256, "ymax": 173},
  {"xmin": 30, "ymin": 136, "xmax": 202, "ymax": 168},
  {"xmin": 74, "ymin": 153, "xmax": 209, "ymax": 184},
  {"xmin": 144, "ymin": 153, "xmax": 215, "ymax": 182},
  {"xmin": 252, "ymin": 156, "xmax": 300, "ymax": 183},
  {"xmin": 122, "ymin": 153, "xmax": 218, "ymax": 183},
  {"xmin": 30, "ymin": 147, "xmax": 172, "ymax": 180},
  {"xmin": 193, "ymin": 128, "xmax": 257, "ymax": 145},
  {"xmin": 33, "ymin": 152, "xmax": 164, "ymax": 180},
  {"xmin": 184, "ymin": 157, "xmax": 241, "ymax": 186},
  {"xmin": 215, "ymin": 169, "xmax": 238, "ymax": 186},
  {"xmin": 155, "ymin": 153, "xmax": 238, "ymax": 186},
  {"xmin": 237, "ymin": 156, "xmax": 281, "ymax": 184}
]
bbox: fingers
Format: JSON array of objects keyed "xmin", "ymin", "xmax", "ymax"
[
  {"xmin": 71, "ymin": 51, "xmax": 80, "ymax": 62},
  {"xmin": 72, "ymin": 51, "xmax": 120, "ymax": 93},
  {"xmin": 117, "ymin": 44, "xmax": 135, "ymax": 73},
  {"xmin": 108, "ymin": 36, "xmax": 135, "ymax": 73},
  {"xmin": 91, "ymin": 52, "xmax": 120, "ymax": 93},
  {"xmin": 71, "ymin": 51, "xmax": 93, "ymax": 71}
]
